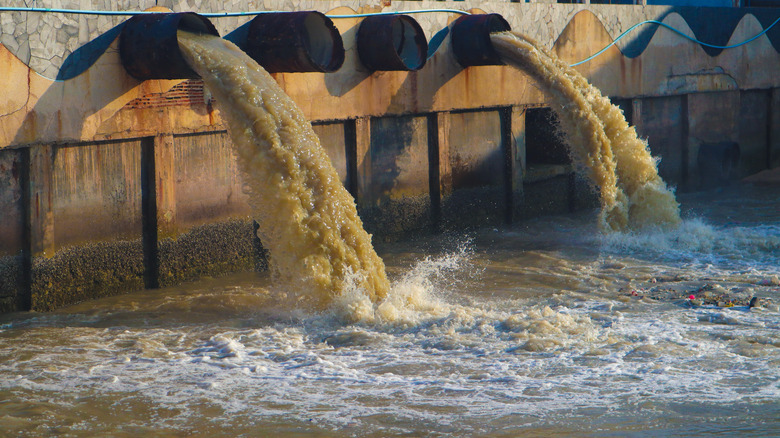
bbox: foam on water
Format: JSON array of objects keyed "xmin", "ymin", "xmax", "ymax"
[
  {"xmin": 601, "ymin": 218, "xmax": 780, "ymax": 275},
  {"xmin": 2, "ymin": 272, "xmax": 778, "ymax": 435}
]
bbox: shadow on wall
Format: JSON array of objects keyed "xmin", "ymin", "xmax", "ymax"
[
  {"xmin": 619, "ymin": 6, "xmax": 780, "ymax": 58},
  {"xmin": 12, "ymin": 25, "xmax": 140, "ymax": 146},
  {"xmin": 56, "ymin": 23, "xmax": 124, "ymax": 80},
  {"xmin": 323, "ymin": 23, "xmax": 372, "ymax": 97}
]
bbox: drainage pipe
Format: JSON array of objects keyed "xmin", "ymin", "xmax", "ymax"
[
  {"xmin": 449, "ymin": 14, "xmax": 511, "ymax": 67},
  {"xmin": 357, "ymin": 15, "xmax": 428, "ymax": 72},
  {"xmin": 119, "ymin": 12, "xmax": 219, "ymax": 80},
  {"xmin": 236, "ymin": 11, "xmax": 344, "ymax": 73}
]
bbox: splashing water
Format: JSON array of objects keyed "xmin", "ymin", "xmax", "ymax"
[
  {"xmin": 491, "ymin": 31, "xmax": 681, "ymax": 232},
  {"xmin": 177, "ymin": 31, "xmax": 389, "ymax": 308},
  {"xmin": 1, "ymin": 183, "xmax": 778, "ymax": 436}
]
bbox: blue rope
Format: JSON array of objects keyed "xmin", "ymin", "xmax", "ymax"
[
  {"xmin": 569, "ymin": 16, "xmax": 780, "ymax": 67},
  {"xmin": 0, "ymin": 7, "xmax": 469, "ymax": 17},
  {"xmin": 1, "ymin": 6, "xmax": 778, "ymax": 66},
  {"xmin": 326, "ymin": 9, "xmax": 470, "ymax": 18}
]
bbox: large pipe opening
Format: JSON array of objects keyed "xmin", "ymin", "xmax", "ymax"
[
  {"xmin": 238, "ymin": 11, "xmax": 345, "ymax": 73},
  {"xmin": 119, "ymin": 12, "xmax": 219, "ymax": 81},
  {"xmin": 357, "ymin": 15, "xmax": 428, "ymax": 72},
  {"xmin": 450, "ymin": 14, "xmax": 511, "ymax": 68}
]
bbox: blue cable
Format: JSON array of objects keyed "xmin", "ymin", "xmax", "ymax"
[
  {"xmin": 569, "ymin": 16, "xmax": 780, "ymax": 67},
  {"xmin": 326, "ymin": 9, "xmax": 470, "ymax": 18},
  {"xmin": 0, "ymin": 7, "xmax": 469, "ymax": 17},
  {"xmin": 1, "ymin": 6, "xmax": 778, "ymax": 66}
]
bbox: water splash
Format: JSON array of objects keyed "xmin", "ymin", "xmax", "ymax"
[
  {"xmin": 177, "ymin": 31, "xmax": 390, "ymax": 308},
  {"xmin": 331, "ymin": 239, "xmax": 474, "ymax": 325},
  {"xmin": 491, "ymin": 31, "xmax": 681, "ymax": 232}
]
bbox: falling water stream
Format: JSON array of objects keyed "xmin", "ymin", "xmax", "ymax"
[
  {"xmin": 491, "ymin": 31, "xmax": 681, "ymax": 232},
  {"xmin": 1, "ymin": 30, "xmax": 779, "ymax": 436},
  {"xmin": 177, "ymin": 31, "xmax": 390, "ymax": 309}
]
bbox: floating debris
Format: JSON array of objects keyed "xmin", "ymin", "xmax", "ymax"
[{"xmin": 620, "ymin": 283, "xmax": 775, "ymax": 309}]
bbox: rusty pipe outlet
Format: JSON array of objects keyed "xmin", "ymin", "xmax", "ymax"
[
  {"xmin": 119, "ymin": 12, "xmax": 219, "ymax": 80},
  {"xmin": 236, "ymin": 11, "xmax": 345, "ymax": 73},
  {"xmin": 357, "ymin": 15, "xmax": 428, "ymax": 72},
  {"xmin": 450, "ymin": 14, "xmax": 511, "ymax": 67}
]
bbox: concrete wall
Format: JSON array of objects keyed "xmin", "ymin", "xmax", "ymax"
[{"xmin": 2, "ymin": 1, "xmax": 780, "ymax": 312}]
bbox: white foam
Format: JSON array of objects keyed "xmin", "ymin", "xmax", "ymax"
[
  {"xmin": 2, "ymin": 203, "xmax": 778, "ymax": 434},
  {"xmin": 601, "ymin": 218, "xmax": 780, "ymax": 274}
]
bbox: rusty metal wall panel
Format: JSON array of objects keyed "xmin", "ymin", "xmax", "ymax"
[
  {"xmin": 442, "ymin": 110, "xmax": 506, "ymax": 229},
  {"xmin": 51, "ymin": 140, "xmax": 144, "ymax": 248},
  {"xmin": 172, "ymin": 131, "xmax": 251, "ymax": 229},
  {"xmin": 312, "ymin": 121, "xmax": 348, "ymax": 186},
  {"xmin": 361, "ymin": 115, "xmax": 432, "ymax": 238}
]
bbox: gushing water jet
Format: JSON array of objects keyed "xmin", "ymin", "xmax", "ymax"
[
  {"xmin": 490, "ymin": 31, "xmax": 681, "ymax": 231},
  {"xmin": 175, "ymin": 31, "xmax": 390, "ymax": 308}
]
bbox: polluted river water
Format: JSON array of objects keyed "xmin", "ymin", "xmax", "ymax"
[
  {"xmin": 1, "ymin": 186, "xmax": 778, "ymax": 436},
  {"xmin": 1, "ymin": 31, "xmax": 780, "ymax": 436}
]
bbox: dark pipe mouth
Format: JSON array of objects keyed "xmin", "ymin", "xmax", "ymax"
[
  {"xmin": 302, "ymin": 13, "xmax": 340, "ymax": 72},
  {"xmin": 450, "ymin": 13, "xmax": 511, "ymax": 67},
  {"xmin": 242, "ymin": 11, "xmax": 345, "ymax": 73},
  {"xmin": 357, "ymin": 15, "xmax": 428, "ymax": 71},
  {"xmin": 119, "ymin": 12, "xmax": 219, "ymax": 81},
  {"xmin": 178, "ymin": 13, "xmax": 215, "ymax": 34}
]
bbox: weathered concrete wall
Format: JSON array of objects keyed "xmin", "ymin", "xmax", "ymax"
[
  {"xmin": 633, "ymin": 95, "xmax": 688, "ymax": 186},
  {"xmin": 738, "ymin": 90, "xmax": 771, "ymax": 178},
  {"xmin": 441, "ymin": 109, "xmax": 508, "ymax": 230},
  {"xmin": 2, "ymin": 1, "xmax": 779, "ymax": 312},
  {"xmin": 361, "ymin": 115, "xmax": 434, "ymax": 239},
  {"xmin": 26, "ymin": 139, "xmax": 146, "ymax": 311},
  {"xmin": 772, "ymin": 89, "xmax": 780, "ymax": 168},
  {"xmin": 4, "ymin": 3, "xmax": 780, "ymax": 147},
  {"xmin": 154, "ymin": 131, "xmax": 257, "ymax": 287},
  {"xmin": 0, "ymin": 149, "xmax": 26, "ymax": 312}
]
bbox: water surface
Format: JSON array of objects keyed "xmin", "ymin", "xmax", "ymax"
[{"xmin": 1, "ymin": 185, "xmax": 778, "ymax": 436}]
